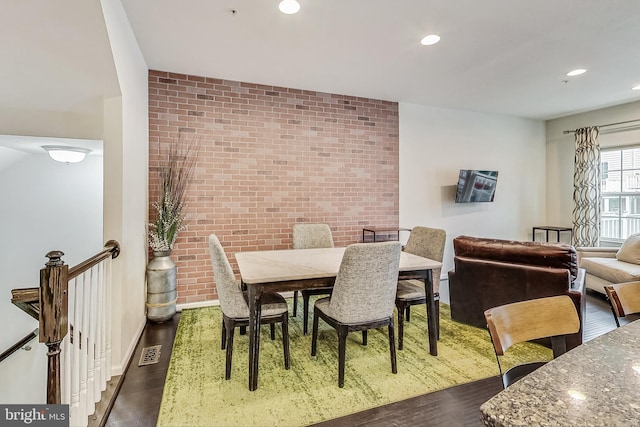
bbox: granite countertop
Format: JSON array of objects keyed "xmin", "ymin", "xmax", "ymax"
[{"xmin": 480, "ymin": 319, "xmax": 640, "ymax": 427}]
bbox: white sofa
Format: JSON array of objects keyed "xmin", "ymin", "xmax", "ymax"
[{"xmin": 577, "ymin": 234, "xmax": 640, "ymax": 294}]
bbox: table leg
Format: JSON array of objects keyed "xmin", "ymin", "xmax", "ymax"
[
  {"xmin": 247, "ymin": 284, "xmax": 262, "ymax": 391},
  {"xmin": 425, "ymin": 269, "xmax": 437, "ymax": 356}
]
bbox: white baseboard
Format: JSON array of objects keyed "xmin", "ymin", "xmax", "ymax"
[
  {"xmin": 110, "ymin": 316, "xmax": 146, "ymax": 377},
  {"xmin": 177, "ymin": 299, "xmax": 219, "ymax": 311}
]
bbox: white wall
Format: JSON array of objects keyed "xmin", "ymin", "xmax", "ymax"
[
  {"xmin": 0, "ymin": 0, "xmax": 148, "ymax": 392},
  {"xmin": 0, "ymin": 151, "xmax": 102, "ymax": 403},
  {"xmin": 546, "ymin": 100, "xmax": 640, "ymax": 227},
  {"xmin": 399, "ymin": 103, "xmax": 547, "ymax": 275},
  {"xmin": 100, "ymin": 0, "xmax": 149, "ymax": 375},
  {"xmin": 0, "ymin": 108, "xmax": 103, "ymax": 140}
]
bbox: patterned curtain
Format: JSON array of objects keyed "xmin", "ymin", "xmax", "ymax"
[{"xmin": 572, "ymin": 126, "xmax": 600, "ymax": 246}]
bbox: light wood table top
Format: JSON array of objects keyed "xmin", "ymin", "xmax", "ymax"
[{"xmin": 236, "ymin": 247, "xmax": 442, "ymax": 284}]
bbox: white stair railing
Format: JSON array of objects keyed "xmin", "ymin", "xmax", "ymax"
[
  {"xmin": 64, "ymin": 257, "xmax": 112, "ymax": 427},
  {"xmin": 36, "ymin": 241, "xmax": 119, "ymax": 427}
]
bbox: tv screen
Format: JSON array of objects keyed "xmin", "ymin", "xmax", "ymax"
[{"xmin": 455, "ymin": 170, "xmax": 499, "ymax": 203}]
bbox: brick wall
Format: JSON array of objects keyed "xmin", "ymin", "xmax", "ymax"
[{"xmin": 148, "ymin": 70, "xmax": 399, "ymax": 304}]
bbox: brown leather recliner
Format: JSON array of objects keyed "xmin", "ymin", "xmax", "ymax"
[{"xmin": 448, "ymin": 235, "xmax": 586, "ymax": 350}]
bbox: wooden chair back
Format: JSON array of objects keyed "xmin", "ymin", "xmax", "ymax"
[
  {"xmin": 604, "ymin": 281, "xmax": 640, "ymax": 326},
  {"xmin": 485, "ymin": 295, "xmax": 580, "ymax": 356}
]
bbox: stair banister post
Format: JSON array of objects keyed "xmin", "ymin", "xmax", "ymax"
[{"xmin": 40, "ymin": 250, "xmax": 69, "ymax": 405}]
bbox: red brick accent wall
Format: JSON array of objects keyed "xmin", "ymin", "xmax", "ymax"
[{"xmin": 148, "ymin": 70, "xmax": 399, "ymax": 304}]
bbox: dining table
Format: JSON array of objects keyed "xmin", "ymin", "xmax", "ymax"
[
  {"xmin": 480, "ymin": 319, "xmax": 640, "ymax": 426},
  {"xmin": 235, "ymin": 246, "xmax": 442, "ymax": 391}
]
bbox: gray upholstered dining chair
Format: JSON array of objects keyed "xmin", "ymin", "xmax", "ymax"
[
  {"xmin": 208, "ymin": 234, "xmax": 290, "ymax": 380},
  {"xmin": 292, "ymin": 223, "xmax": 335, "ymax": 334},
  {"xmin": 311, "ymin": 241, "xmax": 401, "ymax": 388},
  {"xmin": 395, "ymin": 226, "xmax": 446, "ymax": 350}
]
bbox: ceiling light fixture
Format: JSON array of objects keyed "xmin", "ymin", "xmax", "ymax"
[
  {"xmin": 567, "ymin": 69, "xmax": 587, "ymax": 77},
  {"xmin": 279, "ymin": 0, "xmax": 300, "ymax": 14},
  {"xmin": 420, "ymin": 34, "xmax": 441, "ymax": 46},
  {"xmin": 42, "ymin": 145, "xmax": 91, "ymax": 164},
  {"xmin": 633, "ymin": 85, "xmax": 640, "ymax": 91}
]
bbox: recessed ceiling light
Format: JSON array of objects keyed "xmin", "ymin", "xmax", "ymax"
[
  {"xmin": 279, "ymin": 0, "xmax": 300, "ymax": 14},
  {"xmin": 420, "ymin": 35, "xmax": 441, "ymax": 46},
  {"xmin": 633, "ymin": 85, "xmax": 640, "ymax": 91},
  {"xmin": 567, "ymin": 69, "xmax": 587, "ymax": 77}
]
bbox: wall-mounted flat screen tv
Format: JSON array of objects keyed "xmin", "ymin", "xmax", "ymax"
[{"xmin": 455, "ymin": 170, "xmax": 499, "ymax": 203}]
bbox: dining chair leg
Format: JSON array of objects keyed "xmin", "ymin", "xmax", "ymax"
[
  {"xmin": 423, "ymin": 300, "xmax": 430, "ymax": 342},
  {"xmin": 607, "ymin": 299, "xmax": 621, "ymax": 327},
  {"xmin": 435, "ymin": 296, "xmax": 441, "ymax": 340},
  {"xmin": 282, "ymin": 315, "xmax": 291, "ymax": 369},
  {"xmin": 311, "ymin": 311, "xmax": 320, "ymax": 356},
  {"xmin": 221, "ymin": 320, "xmax": 226, "ymax": 350},
  {"xmin": 303, "ymin": 292, "xmax": 311, "ymax": 335},
  {"xmin": 388, "ymin": 319, "xmax": 397, "ymax": 374},
  {"xmin": 612, "ymin": 309, "xmax": 621, "ymax": 327},
  {"xmin": 406, "ymin": 306, "xmax": 411, "ymax": 322},
  {"xmin": 293, "ymin": 290, "xmax": 299, "ymax": 317},
  {"xmin": 270, "ymin": 324, "xmax": 275, "ymax": 340},
  {"xmin": 224, "ymin": 318, "xmax": 235, "ymax": 380},
  {"xmin": 362, "ymin": 330, "xmax": 367, "ymax": 345},
  {"xmin": 337, "ymin": 326, "xmax": 348, "ymax": 388},
  {"xmin": 397, "ymin": 302, "xmax": 405, "ymax": 350}
]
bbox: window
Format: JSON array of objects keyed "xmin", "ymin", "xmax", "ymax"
[{"xmin": 600, "ymin": 146, "xmax": 640, "ymax": 243}]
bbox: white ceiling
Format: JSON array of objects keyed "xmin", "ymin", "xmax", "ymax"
[
  {"xmin": 0, "ymin": 135, "xmax": 103, "ymax": 172},
  {"xmin": 0, "ymin": 0, "xmax": 119, "ymax": 115},
  {"xmin": 0, "ymin": 1, "xmax": 113, "ymax": 171},
  {"xmin": 1, "ymin": 0, "xmax": 639, "ymax": 123},
  {"xmin": 120, "ymin": 0, "xmax": 640, "ymax": 120}
]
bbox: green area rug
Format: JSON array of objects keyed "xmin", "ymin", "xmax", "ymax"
[{"xmin": 157, "ymin": 302, "xmax": 551, "ymax": 427}]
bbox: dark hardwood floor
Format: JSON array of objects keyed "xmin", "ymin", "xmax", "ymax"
[
  {"xmin": 104, "ymin": 290, "xmax": 624, "ymax": 427},
  {"xmin": 104, "ymin": 314, "xmax": 180, "ymax": 427}
]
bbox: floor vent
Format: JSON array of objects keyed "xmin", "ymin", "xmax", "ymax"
[{"xmin": 138, "ymin": 345, "xmax": 162, "ymax": 366}]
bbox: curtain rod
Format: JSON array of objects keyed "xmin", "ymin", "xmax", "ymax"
[{"xmin": 563, "ymin": 119, "xmax": 640, "ymax": 134}]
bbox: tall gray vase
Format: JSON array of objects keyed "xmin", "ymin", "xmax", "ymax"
[{"xmin": 146, "ymin": 250, "xmax": 177, "ymax": 322}]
